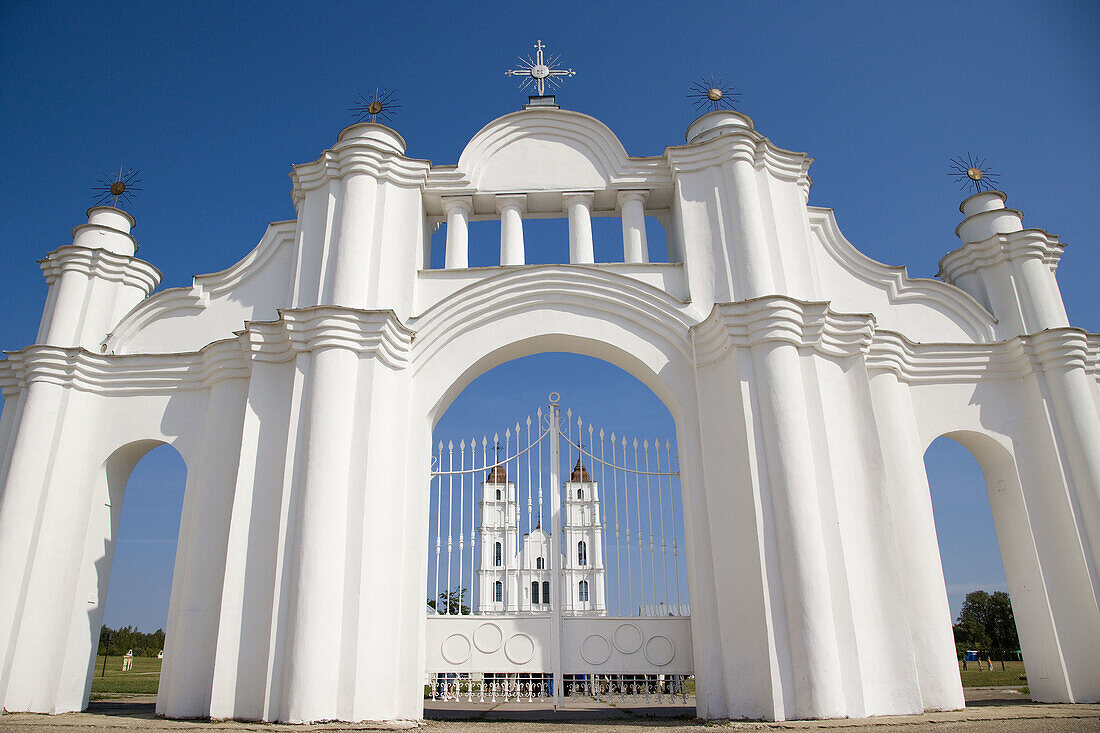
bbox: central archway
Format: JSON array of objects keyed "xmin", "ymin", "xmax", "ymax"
[{"xmin": 406, "ymin": 265, "xmax": 729, "ymax": 714}]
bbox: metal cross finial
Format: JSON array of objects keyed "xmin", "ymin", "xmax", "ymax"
[{"xmin": 506, "ymin": 39, "xmax": 575, "ymax": 97}]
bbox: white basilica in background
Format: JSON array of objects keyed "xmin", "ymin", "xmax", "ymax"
[
  {"xmin": 0, "ymin": 83, "xmax": 1098, "ymax": 724},
  {"xmin": 476, "ymin": 460, "xmax": 606, "ymax": 615}
]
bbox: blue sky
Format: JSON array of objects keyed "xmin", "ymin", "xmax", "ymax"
[{"xmin": 1, "ymin": 2, "xmax": 1096, "ymax": 631}]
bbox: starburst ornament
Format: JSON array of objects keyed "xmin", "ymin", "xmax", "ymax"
[
  {"xmin": 505, "ymin": 40, "xmax": 575, "ymax": 97},
  {"xmin": 949, "ymin": 154, "xmax": 1001, "ymax": 194},
  {"xmin": 349, "ymin": 88, "xmax": 400, "ymax": 124},
  {"xmin": 689, "ymin": 77, "xmax": 741, "ymax": 112},
  {"xmin": 91, "ymin": 167, "xmax": 142, "ymax": 209}
]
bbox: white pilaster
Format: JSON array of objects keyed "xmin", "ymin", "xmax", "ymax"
[
  {"xmin": 563, "ymin": 192, "xmax": 595, "ymax": 264},
  {"xmin": 867, "ymin": 371, "xmax": 964, "ymax": 712},
  {"xmin": 496, "ymin": 195, "xmax": 527, "ymax": 266},
  {"xmin": 281, "ymin": 344, "xmax": 359, "ymax": 722},
  {"xmin": 441, "ymin": 196, "xmax": 473, "ymax": 269},
  {"xmin": 617, "ymin": 190, "xmax": 649, "ymax": 263}
]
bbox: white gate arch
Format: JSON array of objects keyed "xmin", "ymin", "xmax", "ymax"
[{"xmin": 0, "ymin": 102, "xmax": 1097, "ymax": 724}]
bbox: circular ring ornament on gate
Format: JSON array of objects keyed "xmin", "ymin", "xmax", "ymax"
[
  {"xmin": 441, "ymin": 633, "xmax": 472, "ymax": 664},
  {"xmin": 580, "ymin": 634, "xmax": 612, "ymax": 665},
  {"xmin": 643, "ymin": 635, "xmax": 675, "ymax": 667},
  {"xmin": 504, "ymin": 632, "xmax": 535, "ymax": 664},
  {"xmin": 612, "ymin": 622, "xmax": 643, "ymax": 654},
  {"xmin": 473, "ymin": 622, "xmax": 504, "ymax": 653}
]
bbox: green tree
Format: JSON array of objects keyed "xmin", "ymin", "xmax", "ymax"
[
  {"xmin": 953, "ymin": 590, "xmax": 1019, "ymax": 653},
  {"xmin": 427, "ymin": 586, "xmax": 470, "ymax": 615}
]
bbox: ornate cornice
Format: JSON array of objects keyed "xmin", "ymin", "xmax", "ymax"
[
  {"xmin": 691, "ymin": 297, "xmax": 876, "ymax": 367},
  {"xmin": 0, "ymin": 339, "xmax": 249, "ymax": 397},
  {"xmin": 866, "ymin": 327, "xmax": 1093, "ymax": 384},
  {"xmin": 0, "ymin": 307, "xmax": 417, "ymax": 396},
  {"xmin": 1086, "ymin": 333, "xmax": 1100, "ymax": 379},
  {"xmin": 39, "ymin": 245, "xmax": 162, "ymax": 294},
  {"xmin": 290, "ymin": 144, "xmax": 431, "ymax": 195},
  {"xmin": 938, "ymin": 228, "xmax": 1065, "ymax": 284},
  {"xmin": 666, "ymin": 129, "xmax": 813, "ymax": 188},
  {"xmin": 241, "ymin": 307, "xmax": 414, "ymax": 369}
]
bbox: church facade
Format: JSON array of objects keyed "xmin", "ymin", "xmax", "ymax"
[
  {"xmin": 0, "ymin": 97, "xmax": 1097, "ymax": 724},
  {"xmin": 475, "ymin": 460, "xmax": 607, "ymax": 615}
]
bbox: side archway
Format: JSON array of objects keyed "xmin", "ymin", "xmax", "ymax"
[{"xmin": 924, "ymin": 429, "xmax": 1095, "ymax": 702}]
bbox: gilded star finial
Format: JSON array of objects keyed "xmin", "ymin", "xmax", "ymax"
[
  {"xmin": 350, "ymin": 88, "xmax": 401, "ymax": 124},
  {"xmin": 506, "ymin": 39, "xmax": 575, "ymax": 97},
  {"xmin": 949, "ymin": 154, "xmax": 1000, "ymax": 194},
  {"xmin": 91, "ymin": 166, "xmax": 142, "ymax": 209},
  {"xmin": 689, "ymin": 77, "xmax": 741, "ymax": 112}
]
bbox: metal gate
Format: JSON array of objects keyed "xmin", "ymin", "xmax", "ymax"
[{"xmin": 424, "ymin": 393, "xmax": 692, "ymax": 708}]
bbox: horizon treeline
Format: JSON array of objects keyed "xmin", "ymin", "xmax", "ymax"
[{"xmin": 97, "ymin": 625, "xmax": 165, "ymax": 658}]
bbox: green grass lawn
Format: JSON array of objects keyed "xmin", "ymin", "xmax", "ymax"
[
  {"xmin": 958, "ymin": 659, "xmax": 1027, "ymax": 688},
  {"xmin": 90, "ymin": 655, "xmax": 161, "ymax": 695}
]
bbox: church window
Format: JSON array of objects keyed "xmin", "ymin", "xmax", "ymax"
[
  {"xmin": 536, "ymin": 556, "xmax": 544, "ymax": 570},
  {"xmin": 496, "ymin": 488, "xmax": 501, "ymax": 500},
  {"xmin": 494, "ymin": 581, "xmax": 503, "ymax": 602},
  {"xmin": 579, "ymin": 580, "xmax": 589, "ymax": 602},
  {"xmin": 531, "ymin": 581, "xmax": 540, "ymax": 604},
  {"xmin": 542, "ymin": 581, "xmax": 549, "ymax": 602},
  {"xmin": 577, "ymin": 540, "xmax": 587, "ymax": 567},
  {"xmin": 578, "ymin": 488, "xmax": 583, "ymax": 499},
  {"xmin": 494, "ymin": 542, "xmax": 502, "ymax": 567}
]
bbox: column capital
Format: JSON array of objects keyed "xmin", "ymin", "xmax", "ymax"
[
  {"xmin": 39, "ymin": 245, "xmax": 162, "ymax": 294},
  {"xmin": 616, "ymin": 189, "xmax": 649, "ymax": 207},
  {"xmin": 562, "ymin": 191, "xmax": 595, "ymax": 207},
  {"xmin": 495, "ymin": 194, "xmax": 528, "ymax": 214},
  {"xmin": 691, "ymin": 296, "xmax": 876, "ymax": 367},
  {"xmin": 938, "ymin": 229, "xmax": 1065, "ymax": 284},
  {"xmin": 440, "ymin": 195, "xmax": 474, "ymax": 216},
  {"xmin": 241, "ymin": 307, "xmax": 415, "ymax": 368}
]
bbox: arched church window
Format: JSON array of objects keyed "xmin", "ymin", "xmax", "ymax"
[
  {"xmin": 536, "ymin": 556, "xmax": 544, "ymax": 570},
  {"xmin": 579, "ymin": 580, "xmax": 589, "ymax": 602},
  {"xmin": 577, "ymin": 540, "xmax": 587, "ymax": 566},
  {"xmin": 531, "ymin": 581, "xmax": 540, "ymax": 604},
  {"xmin": 494, "ymin": 581, "xmax": 503, "ymax": 602},
  {"xmin": 494, "ymin": 542, "xmax": 502, "ymax": 567},
  {"xmin": 496, "ymin": 488, "xmax": 501, "ymax": 500},
  {"xmin": 578, "ymin": 488, "xmax": 583, "ymax": 499},
  {"xmin": 542, "ymin": 581, "xmax": 549, "ymax": 603}
]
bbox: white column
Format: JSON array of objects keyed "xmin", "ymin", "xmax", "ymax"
[
  {"xmin": 496, "ymin": 195, "xmax": 527, "ymax": 266},
  {"xmin": 617, "ymin": 190, "xmax": 649, "ymax": 263},
  {"xmin": 727, "ymin": 159, "xmax": 775, "ymax": 298},
  {"xmin": 563, "ymin": 192, "xmax": 595, "ymax": 264},
  {"xmin": 282, "ymin": 345, "xmax": 358, "ymax": 722},
  {"xmin": 754, "ymin": 341, "xmax": 846, "ymax": 719},
  {"xmin": 441, "ymin": 196, "xmax": 473, "ymax": 269},
  {"xmin": 867, "ymin": 371, "xmax": 964, "ymax": 713}
]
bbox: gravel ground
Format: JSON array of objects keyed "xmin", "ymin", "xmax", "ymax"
[{"xmin": 3, "ymin": 688, "xmax": 1099, "ymax": 732}]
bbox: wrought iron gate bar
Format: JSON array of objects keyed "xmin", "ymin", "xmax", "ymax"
[
  {"xmin": 559, "ymin": 433, "xmax": 679, "ymax": 476},
  {"xmin": 431, "ymin": 425, "xmax": 552, "ymax": 475},
  {"xmin": 426, "ymin": 394, "xmax": 692, "ymax": 710}
]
